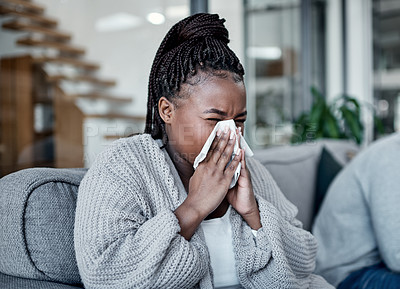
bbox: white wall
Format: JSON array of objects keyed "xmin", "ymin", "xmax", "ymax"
[
  {"xmin": 346, "ymin": 0, "xmax": 374, "ymax": 145},
  {"xmin": 210, "ymin": 0, "xmax": 244, "ymax": 63},
  {"xmin": 325, "ymin": 0, "xmax": 374, "ymax": 145},
  {"xmin": 325, "ymin": 0, "xmax": 343, "ymax": 102}
]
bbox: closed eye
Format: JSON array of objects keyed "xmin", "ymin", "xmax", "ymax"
[
  {"xmin": 207, "ymin": 118, "xmax": 221, "ymax": 122},
  {"xmin": 235, "ymin": 119, "xmax": 246, "ymax": 123}
]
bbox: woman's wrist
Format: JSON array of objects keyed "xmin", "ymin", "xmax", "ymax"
[
  {"xmin": 241, "ymin": 205, "xmax": 262, "ymax": 230},
  {"xmin": 244, "ymin": 212, "xmax": 262, "ymax": 230},
  {"xmin": 174, "ymin": 200, "xmax": 204, "ymax": 240}
]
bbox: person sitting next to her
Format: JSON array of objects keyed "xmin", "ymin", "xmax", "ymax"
[
  {"xmin": 74, "ymin": 13, "xmax": 333, "ymax": 289},
  {"xmin": 313, "ymin": 132, "xmax": 400, "ymax": 289}
]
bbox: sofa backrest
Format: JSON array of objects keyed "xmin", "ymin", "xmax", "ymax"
[
  {"xmin": 0, "ymin": 168, "xmax": 87, "ymax": 286},
  {"xmin": 253, "ymin": 139, "xmax": 358, "ymax": 230}
]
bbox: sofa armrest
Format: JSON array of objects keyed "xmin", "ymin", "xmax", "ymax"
[
  {"xmin": 0, "ymin": 271, "xmax": 83, "ymax": 289},
  {"xmin": 0, "ymin": 168, "xmax": 87, "ymax": 285}
]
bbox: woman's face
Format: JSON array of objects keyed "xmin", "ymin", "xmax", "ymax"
[{"xmin": 161, "ymin": 72, "xmax": 247, "ymax": 165}]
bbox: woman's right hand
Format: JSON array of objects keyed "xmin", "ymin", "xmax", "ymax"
[{"xmin": 174, "ymin": 126, "xmax": 242, "ymax": 240}]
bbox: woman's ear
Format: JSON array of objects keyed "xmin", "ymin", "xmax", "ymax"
[{"xmin": 158, "ymin": 97, "xmax": 175, "ymax": 124}]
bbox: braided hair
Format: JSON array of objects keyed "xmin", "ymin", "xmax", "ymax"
[{"xmin": 145, "ymin": 13, "xmax": 245, "ymax": 145}]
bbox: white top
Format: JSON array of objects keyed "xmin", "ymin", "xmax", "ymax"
[
  {"xmin": 200, "ymin": 207, "xmax": 259, "ymax": 288},
  {"xmin": 200, "ymin": 206, "xmax": 240, "ymax": 288}
]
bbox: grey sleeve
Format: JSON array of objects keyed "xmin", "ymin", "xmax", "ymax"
[
  {"xmin": 368, "ymin": 149, "xmax": 400, "ymax": 272},
  {"xmin": 240, "ymin": 158, "xmax": 334, "ymax": 289},
  {"xmin": 74, "ymin": 168, "xmax": 209, "ymax": 289}
]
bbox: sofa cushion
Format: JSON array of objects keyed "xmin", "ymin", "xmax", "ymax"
[
  {"xmin": 253, "ymin": 139, "xmax": 359, "ymax": 231},
  {"xmin": 0, "ymin": 168, "xmax": 87, "ymax": 285},
  {"xmin": 254, "ymin": 143, "xmax": 321, "ymax": 230}
]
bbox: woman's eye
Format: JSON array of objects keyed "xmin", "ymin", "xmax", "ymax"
[
  {"xmin": 235, "ymin": 119, "xmax": 246, "ymax": 124},
  {"xmin": 207, "ymin": 118, "xmax": 221, "ymax": 122}
]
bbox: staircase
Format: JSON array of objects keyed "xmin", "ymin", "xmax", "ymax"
[{"xmin": 0, "ymin": 0, "xmax": 145, "ymax": 172}]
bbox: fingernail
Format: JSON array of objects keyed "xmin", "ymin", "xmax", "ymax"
[
  {"xmin": 216, "ymin": 129, "xmax": 222, "ymax": 137},
  {"xmin": 229, "ymin": 131, "xmax": 235, "ymax": 140},
  {"xmin": 235, "ymin": 149, "xmax": 241, "ymax": 158}
]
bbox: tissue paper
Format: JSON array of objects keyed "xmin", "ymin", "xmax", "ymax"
[{"xmin": 193, "ymin": 119, "xmax": 253, "ymax": 188}]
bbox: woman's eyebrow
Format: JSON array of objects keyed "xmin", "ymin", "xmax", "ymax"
[
  {"xmin": 202, "ymin": 108, "xmax": 247, "ymax": 118},
  {"xmin": 202, "ymin": 108, "xmax": 228, "ymax": 116},
  {"xmin": 235, "ymin": 111, "xmax": 247, "ymax": 118}
]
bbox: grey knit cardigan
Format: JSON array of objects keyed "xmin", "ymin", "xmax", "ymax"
[{"xmin": 74, "ymin": 134, "xmax": 333, "ymax": 289}]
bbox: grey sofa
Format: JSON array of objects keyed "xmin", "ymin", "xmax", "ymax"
[{"xmin": 0, "ymin": 139, "xmax": 358, "ymax": 288}]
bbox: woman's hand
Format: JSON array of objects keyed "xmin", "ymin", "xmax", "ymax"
[
  {"xmin": 226, "ymin": 129, "xmax": 261, "ymax": 230},
  {"xmin": 174, "ymin": 126, "xmax": 242, "ymax": 240}
]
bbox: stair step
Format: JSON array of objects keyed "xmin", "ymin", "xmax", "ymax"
[
  {"xmin": 0, "ymin": 6, "xmax": 57, "ymax": 27},
  {"xmin": 33, "ymin": 56, "xmax": 99, "ymax": 71},
  {"xmin": 103, "ymin": 134, "xmax": 127, "ymax": 140},
  {"xmin": 47, "ymin": 74, "xmax": 116, "ymax": 87},
  {"xmin": 68, "ymin": 93, "xmax": 132, "ymax": 103},
  {"xmin": 0, "ymin": 0, "xmax": 45, "ymax": 14},
  {"xmin": 103, "ymin": 133, "xmax": 139, "ymax": 140},
  {"xmin": 85, "ymin": 113, "xmax": 146, "ymax": 121},
  {"xmin": 17, "ymin": 37, "xmax": 85, "ymax": 55},
  {"xmin": 3, "ymin": 20, "xmax": 71, "ymax": 40}
]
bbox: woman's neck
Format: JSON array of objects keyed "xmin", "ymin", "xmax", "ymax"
[{"xmin": 165, "ymin": 144, "xmax": 194, "ymax": 191}]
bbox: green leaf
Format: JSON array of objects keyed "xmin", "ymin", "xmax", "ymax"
[
  {"xmin": 291, "ymin": 86, "xmax": 370, "ymax": 145},
  {"xmin": 340, "ymin": 106, "xmax": 362, "ymax": 144},
  {"xmin": 323, "ymin": 109, "xmax": 341, "ymax": 138}
]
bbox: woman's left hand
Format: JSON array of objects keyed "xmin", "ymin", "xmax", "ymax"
[{"xmin": 226, "ymin": 130, "xmax": 262, "ymax": 230}]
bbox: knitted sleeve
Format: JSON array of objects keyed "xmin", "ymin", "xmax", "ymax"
[
  {"xmin": 74, "ymin": 151, "xmax": 209, "ymax": 289},
  {"xmin": 234, "ymin": 158, "xmax": 334, "ymax": 289}
]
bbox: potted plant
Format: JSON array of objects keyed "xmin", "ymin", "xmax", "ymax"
[{"xmin": 291, "ymin": 87, "xmax": 383, "ymax": 145}]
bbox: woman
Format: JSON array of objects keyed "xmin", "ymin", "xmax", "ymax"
[{"xmin": 74, "ymin": 13, "xmax": 333, "ymax": 289}]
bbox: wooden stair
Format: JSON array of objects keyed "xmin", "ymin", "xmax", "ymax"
[
  {"xmin": 17, "ymin": 37, "xmax": 85, "ymax": 55},
  {"xmin": 85, "ymin": 113, "xmax": 146, "ymax": 121},
  {"xmin": 0, "ymin": 0, "xmax": 45, "ymax": 14},
  {"xmin": 46, "ymin": 74, "xmax": 116, "ymax": 87},
  {"xmin": 0, "ymin": 6, "xmax": 57, "ymax": 27},
  {"xmin": 0, "ymin": 0, "xmax": 143, "ymax": 169},
  {"xmin": 103, "ymin": 132, "xmax": 138, "ymax": 140},
  {"xmin": 67, "ymin": 93, "xmax": 132, "ymax": 103},
  {"xmin": 3, "ymin": 19, "xmax": 71, "ymax": 40},
  {"xmin": 33, "ymin": 56, "xmax": 99, "ymax": 71}
]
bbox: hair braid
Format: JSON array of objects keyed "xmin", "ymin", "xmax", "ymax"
[{"xmin": 145, "ymin": 13, "xmax": 245, "ymax": 144}]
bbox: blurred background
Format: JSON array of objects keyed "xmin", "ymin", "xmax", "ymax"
[{"xmin": 0, "ymin": 0, "xmax": 399, "ymax": 176}]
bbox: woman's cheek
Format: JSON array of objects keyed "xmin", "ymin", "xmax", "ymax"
[{"xmin": 195, "ymin": 129, "xmax": 211, "ymax": 152}]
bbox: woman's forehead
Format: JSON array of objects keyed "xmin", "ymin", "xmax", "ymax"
[
  {"xmin": 177, "ymin": 77, "xmax": 246, "ymax": 112},
  {"xmin": 184, "ymin": 69, "xmax": 242, "ymax": 86}
]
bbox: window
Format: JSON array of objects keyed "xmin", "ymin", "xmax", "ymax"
[
  {"xmin": 243, "ymin": 0, "xmax": 326, "ymax": 147},
  {"xmin": 373, "ymin": 0, "xmax": 400, "ymax": 135}
]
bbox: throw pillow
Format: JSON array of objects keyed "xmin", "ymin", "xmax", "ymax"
[{"xmin": 313, "ymin": 147, "xmax": 342, "ymax": 220}]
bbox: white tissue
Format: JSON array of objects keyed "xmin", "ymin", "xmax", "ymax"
[{"xmin": 193, "ymin": 119, "xmax": 254, "ymax": 189}]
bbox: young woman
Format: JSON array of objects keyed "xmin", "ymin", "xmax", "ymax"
[{"xmin": 74, "ymin": 13, "xmax": 333, "ymax": 289}]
